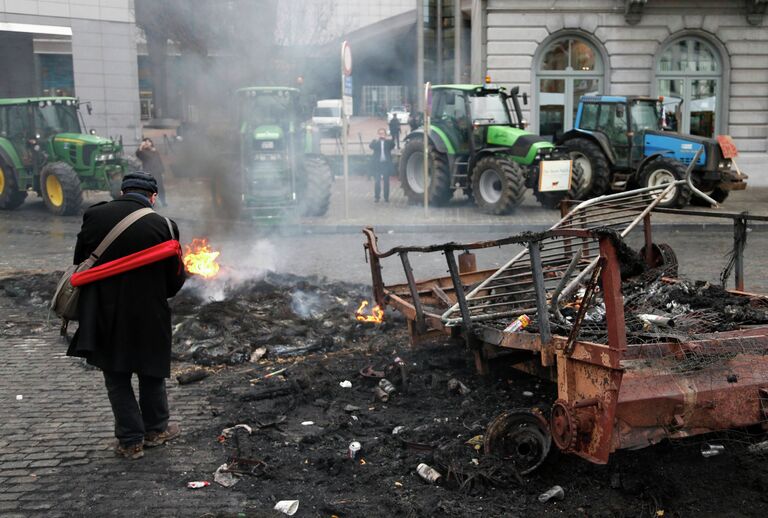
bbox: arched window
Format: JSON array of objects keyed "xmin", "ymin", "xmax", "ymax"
[
  {"xmin": 656, "ymin": 36, "xmax": 722, "ymax": 137},
  {"xmin": 535, "ymin": 36, "xmax": 605, "ymax": 139}
]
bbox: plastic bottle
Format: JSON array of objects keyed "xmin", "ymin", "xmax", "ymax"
[{"xmin": 504, "ymin": 314, "xmax": 531, "ymax": 333}]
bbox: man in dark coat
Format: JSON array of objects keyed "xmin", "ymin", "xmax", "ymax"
[
  {"xmin": 388, "ymin": 114, "xmax": 401, "ymax": 149},
  {"xmin": 135, "ymin": 138, "xmax": 167, "ymax": 206},
  {"xmin": 67, "ymin": 172, "xmax": 186, "ymax": 460},
  {"xmin": 369, "ymin": 128, "xmax": 395, "ymax": 203}
]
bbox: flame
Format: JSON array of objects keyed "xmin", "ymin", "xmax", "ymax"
[
  {"xmin": 355, "ymin": 300, "xmax": 384, "ymax": 324},
  {"xmin": 183, "ymin": 238, "xmax": 221, "ymax": 279}
]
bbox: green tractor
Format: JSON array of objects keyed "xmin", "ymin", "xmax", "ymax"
[
  {"xmin": 192, "ymin": 87, "xmax": 332, "ymax": 219},
  {"xmin": 0, "ymin": 97, "xmax": 135, "ymax": 215},
  {"xmin": 399, "ymin": 84, "xmax": 579, "ymax": 214}
]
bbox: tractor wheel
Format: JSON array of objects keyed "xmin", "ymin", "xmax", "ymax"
[
  {"xmin": 471, "ymin": 156, "xmax": 526, "ymax": 215},
  {"xmin": 398, "ymin": 137, "xmax": 453, "ymax": 206},
  {"xmin": 640, "ymin": 157, "xmax": 691, "ymax": 209},
  {"xmin": 0, "ymin": 161, "xmax": 27, "ymax": 210},
  {"xmin": 533, "ymin": 160, "xmax": 585, "ymax": 210},
  {"xmin": 41, "ymin": 162, "xmax": 82, "ymax": 216},
  {"xmin": 301, "ymin": 156, "xmax": 333, "ymax": 217},
  {"xmin": 564, "ymin": 138, "xmax": 610, "ymax": 198},
  {"xmin": 690, "ymin": 181, "xmax": 729, "ymax": 206}
]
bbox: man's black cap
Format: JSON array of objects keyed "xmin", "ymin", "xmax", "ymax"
[{"xmin": 121, "ymin": 171, "xmax": 158, "ymax": 194}]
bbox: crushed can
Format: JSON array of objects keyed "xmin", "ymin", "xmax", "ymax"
[
  {"xmin": 378, "ymin": 378, "xmax": 396, "ymax": 395},
  {"xmin": 504, "ymin": 314, "xmax": 531, "ymax": 333},
  {"xmin": 538, "ymin": 485, "xmax": 565, "ymax": 503},
  {"xmin": 416, "ymin": 463, "xmax": 442, "ymax": 484},
  {"xmin": 348, "ymin": 441, "xmax": 361, "ymax": 460},
  {"xmin": 186, "ymin": 481, "xmax": 210, "ymax": 489}
]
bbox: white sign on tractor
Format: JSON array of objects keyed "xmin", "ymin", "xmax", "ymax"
[{"xmin": 538, "ymin": 160, "xmax": 572, "ymax": 192}]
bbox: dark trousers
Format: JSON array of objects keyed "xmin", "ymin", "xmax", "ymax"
[
  {"xmin": 373, "ymin": 161, "xmax": 391, "ymax": 202},
  {"xmin": 155, "ymin": 174, "xmax": 166, "ymax": 206},
  {"xmin": 392, "ymin": 132, "xmax": 400, "ymax": 149},
  {"xmin": 103, "ymin": 371, "xmax": 169, "ymax": 446}
]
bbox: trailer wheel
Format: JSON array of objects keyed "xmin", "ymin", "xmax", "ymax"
[
  {"xmin": 301, "ymin": 156, "xmax": 333, "ymax": 217},
  {"xmin": 472, "ymin": 156, "xmax": 526, "ymax": 215},
  {"xmin": 41, "ymin": 162, "xmax": 82, "ymax": 216},
  {"xmin": 0, "ymin": 160, "xmax": 27, "ymax": 210},
  {"xmin": 399, "ymin": 137, "xmax": 453, "ymax": 206},
  {"xmin": 639, "ymin": 242, "xmax": 678, "ymax": 276},
  {"xmin": 565, "ymin": 137, "xmax": 610, "ymax": 198},
  {"xmin": 484, "ymin": 409, "xmax": 551, "ymax": 475},
  {"xmin": 640, "ymin": 157, "xmax": 691, "ymax": 208}
]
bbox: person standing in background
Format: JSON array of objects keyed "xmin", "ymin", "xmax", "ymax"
[
  {"xmin": 369, "ymin": 128, "xmax": 395, "ymax": 203},
  {"xmin": 136, "ymin": 138, "xmax": 167, "ymax": 207},
  {"xmin": 389, "ymin": 114, "xmax": 401, "ymax": 150}
]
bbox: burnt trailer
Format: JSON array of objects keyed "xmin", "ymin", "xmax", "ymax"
[{"xmin": 362, "ymin": 158, "xmax": 768, "ymax": 472}]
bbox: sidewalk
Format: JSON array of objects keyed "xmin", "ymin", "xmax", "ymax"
[{"xmin": 0, "ymin": 331, "xmax": 244, "ymax": 517}]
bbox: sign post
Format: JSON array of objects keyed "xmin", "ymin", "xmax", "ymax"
[
  {"xmin": 341, "ymin": 40, "xmax": 352, "ymax": 219},
  {"xmin": 423, "ymin": 82, "xmax": 432, "ymax": 217}
]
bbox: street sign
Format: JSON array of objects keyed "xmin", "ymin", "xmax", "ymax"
[
  {"xmin": 342, "ymin": 40, "xmax": 352, "ymax": 76},
  {"xmin": 344, "ymin": 76, "xmax": 353, "ymax": 96}
]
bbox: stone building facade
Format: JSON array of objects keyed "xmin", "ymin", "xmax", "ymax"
[
  {"xmin": 0, "ymin": 0, "xmax": 141, "ymax": 147},
  {"xmin": 474, "ymin": 0, "xmax": 768, "ymax": 152}
]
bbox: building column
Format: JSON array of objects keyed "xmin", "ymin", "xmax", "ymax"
[
  {"xmin": 417, "ymin": 0, "xmax": 424, "ymax": 111},
  {"xmin": 454, "ymin": 0, "xmax": 462, "ymax": 83},
  {"xmin": 470, "ymin": 0, "xmax": 484, "ymax": 83}
]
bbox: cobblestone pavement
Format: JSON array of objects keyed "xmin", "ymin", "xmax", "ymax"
[{"xmin": 0, "ymin": 331, "xmax": 251, "ymax": 517}]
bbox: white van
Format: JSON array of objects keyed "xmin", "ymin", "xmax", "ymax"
[{"xmin": 312, "ymin": 99, "xmax": 343, "ymax": 137}]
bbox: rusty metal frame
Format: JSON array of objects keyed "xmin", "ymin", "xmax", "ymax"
[{"xmin": 362, "ymin": 183, "xmax": 768, "ymax": 466}]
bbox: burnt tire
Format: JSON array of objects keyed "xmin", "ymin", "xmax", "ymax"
[
  {"xmin": 398, "ymin": 137, "xmax": 453, "ymax": 206},
  {"xmin": 640, "ymin": 242, "xmax": 678, "ymax": 277},
  {"xmin": 0, "ymin": 160, "xmax": 27, "ymax": 210},
  {"xmin": 640, "ymin": 157, "xmax": 691, "ymax": 209},
  {"xmin": 564, "ymin": 137, "xmax": 610, "ymax": 198},
  {"xmin": 41, "ymin": 162, "xmax": 82, "ymax": 216},
  {"xmin": 471, "ymin": 156, "xmax": 525, "ymax": 215},
  {"xmin": 301, "ymin": 156, "xmax": 333, "ymax": 217},
  {"xmin": 533, "ymin": 160, "xmax": 585, "ymax": 210}
]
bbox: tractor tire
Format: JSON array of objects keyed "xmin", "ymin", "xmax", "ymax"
[
  {"xmin": 690, "ymin": 181, "xmax": 729, "ymax": 206},
  {"xmin": 301, "ymin": 156, "xmax": 333, "ymax": 217},
  {"xmin": 398, "ymin": 137, "xmax": 453, "ymax": 206},
  {"xmin": 564, "ymin": 138, "xmax": 610, "ymax": 198},
  {"xmin": 0, "ymin": 160, "xmax": 27, "ymax": 210},
  {"xmin": 41, "ymin": 162, "xmax": 82, "ymax": 216},
  {"xmin": 639, "ymin": 157, "xmax": 691, "ymax": 209},
  {"xmin": 533, "ymin": 160, "xmax": 585, "ymax": 210},
  {"xmin": 471, "ymin": 156, "xmax": 526, "ymax": 215}
]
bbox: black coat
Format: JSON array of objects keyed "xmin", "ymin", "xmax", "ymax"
[
  {"xmin": 369, "ymin": 138, "xmax": 395, "ymax": 163},
  {"xmin": 135, "ymin": 148, "xmax": 165, "ymax": 176},
  {"xmin": 66, "ymin": 195, "xmax": 186, "ymax": 378}
]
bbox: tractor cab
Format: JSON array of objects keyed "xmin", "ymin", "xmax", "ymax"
[{"xmin": 0, "ymin": 97, "xmax": 133, "ymax": 215}]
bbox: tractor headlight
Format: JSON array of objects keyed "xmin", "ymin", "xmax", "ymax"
[
  {"xmin": 96, "ymin": 154, "xmax": 107, "ymax": 162},
  {"xmin": 718, "ymin": 160, "xmax": 731, "ymax": 169}
]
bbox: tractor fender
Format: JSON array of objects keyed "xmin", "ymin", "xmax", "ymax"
[
  {"xmin": 0, "ymin": 137, "xmax": 23, "ymax": 172},
  {"xmin": 404, "ymin": 128, "xmax": 451, "ymax": 155},
  {"xmin": 557, "ymin": 129, "xmax": 616, "ymax": 165},
  {"xmin": 633, "ymin": 151, "xmax": 673, "ymax": 179}
]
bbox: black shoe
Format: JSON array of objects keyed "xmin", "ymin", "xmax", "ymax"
[{"xmin": 374, "ymin": 198, "xmax": 380, "ymax": 203}]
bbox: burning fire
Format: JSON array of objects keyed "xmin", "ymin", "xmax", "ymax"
[
  {"xmin": 183, "ymin": 238, "xmax": 221, "ymax": 279},
  {"xmin": 355, "ymin": 300, "xmax": 384, "ymax": 324}
]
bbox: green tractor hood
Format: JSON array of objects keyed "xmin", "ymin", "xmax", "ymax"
[
  {"xmin": 486, "ymin": 126, "xmax": 553, "ymax": 164},
  {"xmin": 53, "ymin": 132, "xmax": 116, "ymax": 147},
  {"xmin": 252, "ymin": 125, "xmax": 283, "ymax": 141}
]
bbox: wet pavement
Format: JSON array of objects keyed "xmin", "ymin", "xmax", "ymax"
[{"xmin": 1, "ymin": 174, "xmax": 767, "ymax": 517}]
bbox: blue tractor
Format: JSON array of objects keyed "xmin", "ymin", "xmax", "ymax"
[{"xmin": 557, "ymin": 95, "xmax": 747, "ymax": 208}]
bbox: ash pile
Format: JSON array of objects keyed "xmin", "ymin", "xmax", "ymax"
[{"xmin": 171, "ymin": 273, "xmax": 399, "ymax": 365}]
